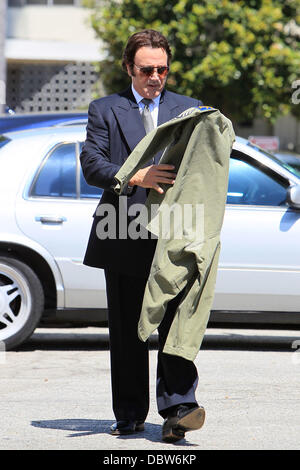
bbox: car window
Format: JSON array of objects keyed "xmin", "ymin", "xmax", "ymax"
[
  {"xmin": 31, "ymin": 143, "xmax": 77, "ymax": 198},
  {"xmin": 227, "ymin": 157, "xmax": 287, "ymax": 206},
  {"xmin": 247, "ymin": 141, "xmax": 300, "ymax": 179},
  {"xmin": 275, "ymin": 155, "xmax": 300, "ymax": 179},
  {"xmin": 30, "ymin": 142, "xmax": 103, "ymax": 199}
]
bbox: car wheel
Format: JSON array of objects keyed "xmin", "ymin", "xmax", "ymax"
[{"xmin": 0, "ymin": 256, "xmax": 44, "ymax": 350}]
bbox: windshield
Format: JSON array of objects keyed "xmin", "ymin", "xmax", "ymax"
[
  {"xmin": 247, "ymin": 141, "xmax": 300, "ymax": 179},
  {"xmin": 0, "ymin": 135, "xmax": 11, "ymax": 150}
]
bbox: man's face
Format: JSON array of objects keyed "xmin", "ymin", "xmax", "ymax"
[{"xmin": 127, "ymin": 46, "xmax": 169, "ymax": 99}]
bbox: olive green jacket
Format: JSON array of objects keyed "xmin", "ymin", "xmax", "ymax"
[{"xmin": 114, "ymin": 106, "xmax": 235, "ymax": 361}]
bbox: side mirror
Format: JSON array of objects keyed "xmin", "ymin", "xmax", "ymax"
[{"xmin": 287, "ymin": 185, "xmax": 300, "ymax": 209}]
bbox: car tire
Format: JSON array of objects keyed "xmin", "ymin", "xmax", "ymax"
[{"xmin": 0, "ymin": 256, "xmax": 44, "ymax": 350}]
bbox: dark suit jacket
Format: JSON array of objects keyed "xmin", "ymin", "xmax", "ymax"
[{"xmin": 80, "ymin": 87, "xmax": 201, "ymax": 276}]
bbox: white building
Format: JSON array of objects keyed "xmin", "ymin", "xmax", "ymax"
[{"xmin": 6, "ymin": 0, "xmax": 105, "ymax": 112}]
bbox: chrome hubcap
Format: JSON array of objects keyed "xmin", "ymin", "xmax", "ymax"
[{"xmin": 0, "ymin": 288, "xmax": 5, "ymax": 311}]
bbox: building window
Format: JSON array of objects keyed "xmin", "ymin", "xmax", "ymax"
[{"xmin": 7, "ymin": 62, "xmax": 97, "ymax": 113}]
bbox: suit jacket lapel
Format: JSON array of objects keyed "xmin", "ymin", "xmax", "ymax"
[
  {"xmin": 112, "ymin": 88, "xmax": 182, "ymax": 160},
  {"xmin": 111, "ymin": 87, "xmax": 146, "ymax": 154},
  {"xmin": 158, "ymin": 89, "xmax": 181, "ymax": 125}
]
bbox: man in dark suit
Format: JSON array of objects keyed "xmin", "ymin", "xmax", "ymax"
[{"xmin": 80, "ymin": 30, "xmax": 205, "ymax": 442}]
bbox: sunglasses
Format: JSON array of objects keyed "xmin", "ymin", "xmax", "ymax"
[{"xmin": 134, "ymin": 64, "xmax": 169, "ymax": 77}]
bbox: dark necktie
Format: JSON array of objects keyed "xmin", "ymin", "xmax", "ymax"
[{"xmin": 141, "ymin": 98, "xmax": 154, "ymax": 134}]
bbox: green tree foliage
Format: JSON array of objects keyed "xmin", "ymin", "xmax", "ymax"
[{"xmin": 85, "ymin": 0, "xmax": 300, "ymax": 124}]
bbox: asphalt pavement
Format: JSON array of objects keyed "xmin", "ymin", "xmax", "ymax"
[{"xmin": 0, "ymin": 326, "xmax": 299, "ymax": 453}]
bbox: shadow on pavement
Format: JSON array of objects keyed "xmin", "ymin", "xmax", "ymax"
[
  {"xmin": 30, "ymin": 419, "xmax": 196, "ymax": 446},
  {"xmin": 18, "ymin": 329, "xmax": 300, "ymax": 352},
  {"xmin": 201, "ymin": 332, "xmax": 300, "ymax": 352},
  {"xmin": 20, "ymin": 332, "xmax": 111, "ymax": 351}
]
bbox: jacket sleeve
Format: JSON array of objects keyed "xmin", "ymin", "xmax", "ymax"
[
  {"xmin": 113, "ymin": 107, "xmax": 201, "ymax": 195},
  {"xmin": 80, "ymin": 100, "xmax": 121, "ymax": 192}
]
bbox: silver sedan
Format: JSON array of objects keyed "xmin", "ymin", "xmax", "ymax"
[{"xmin": 0, "ymin": 126, "xmax": 300, "ymax": 349}]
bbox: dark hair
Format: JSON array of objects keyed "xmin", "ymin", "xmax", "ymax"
[{"xmin": 122, "ymin": 29, "xmax": 172, "ymax": 73}]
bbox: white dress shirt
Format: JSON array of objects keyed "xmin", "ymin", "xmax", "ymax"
[{"xmin": 131, "ymin": 85, "xmax": 160, "ymax": 128}]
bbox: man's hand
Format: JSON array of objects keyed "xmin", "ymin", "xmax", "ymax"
[{"xmin": 129, "ymin": 164, "xmax": 176, "ymax": 194}]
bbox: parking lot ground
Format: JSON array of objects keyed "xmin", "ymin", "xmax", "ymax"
[{"xmin": 0, "ymin": 326, "xmax": 299, "ymax": 452}]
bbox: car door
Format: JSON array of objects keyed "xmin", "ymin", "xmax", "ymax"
[
  {"xmin": 213, "ymin": 149, "xmax": 300, "ymax": 312},
  {"xmin": 15, "ymin": 141, "xmax": 106, "ymax": 309}
]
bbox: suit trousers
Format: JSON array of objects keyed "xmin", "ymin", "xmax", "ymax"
[{"xmin": 104, "ymin": 268, "xmax": 199, "ymax": 422}]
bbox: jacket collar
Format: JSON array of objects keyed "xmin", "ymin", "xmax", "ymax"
[
  {"xmin": 111, "ymin": 87, "xmax": 143, "ymax": 153},
  {"xmin": 111, "ymin": 87, "xmax": 181, "ymax": 152},
  {"xmin": 157, "ymin": 89, "xmax": 181, "ymax": 126}
]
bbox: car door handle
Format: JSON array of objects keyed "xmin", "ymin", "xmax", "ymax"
[{"xmin": 35, "ymin": 216, "xmax": 67, "ymax": 224}]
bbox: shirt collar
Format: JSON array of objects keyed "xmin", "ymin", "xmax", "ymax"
[{"xmin": 131, "ymin": 84, "xmax": 161, "ymax": 107}]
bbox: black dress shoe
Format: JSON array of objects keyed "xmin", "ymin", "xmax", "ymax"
[
  {"xmin": 110, "ymin": 420, "xmax": 145, "ymax": 435},
  {"xmin": 162, "ymin": 405, "xmax": 205, "ymax": 443}
]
